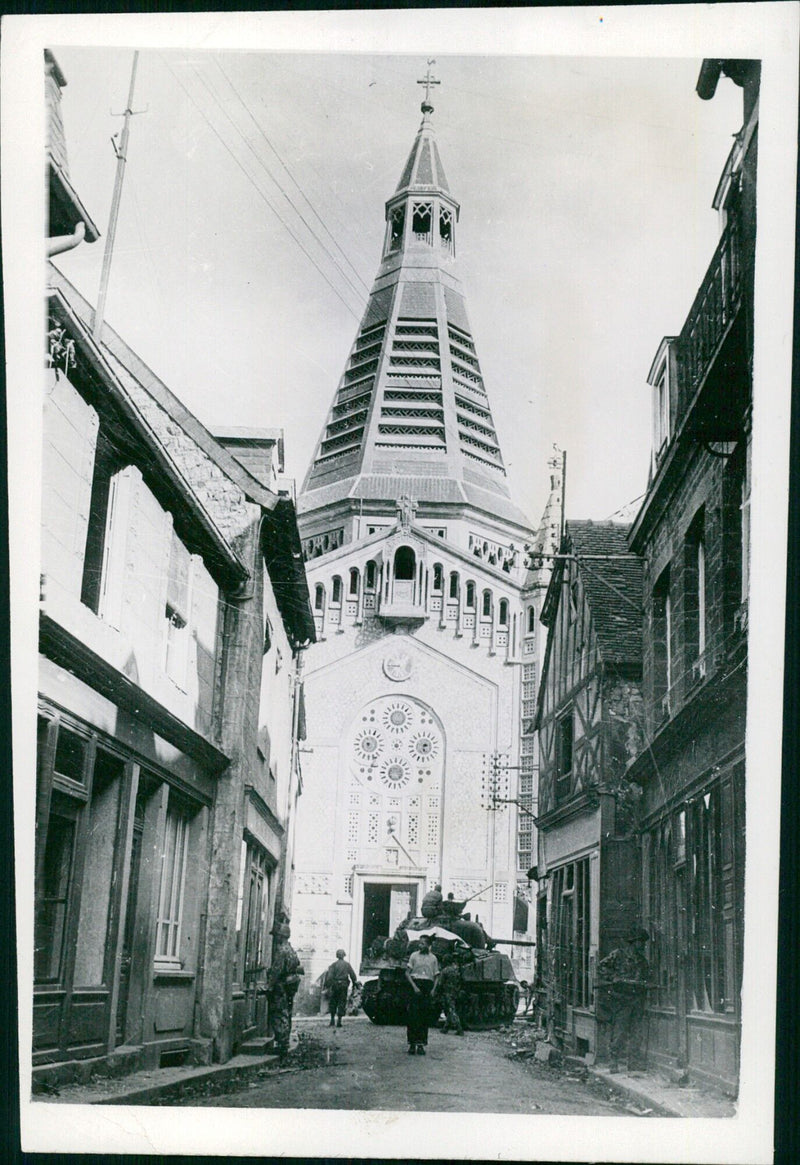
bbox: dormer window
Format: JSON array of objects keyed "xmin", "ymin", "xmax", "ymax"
[
  {"xmin": 655, "ymin": 366, "xmax": 669, "ymax": 454},
  {"xmin": 412, "ymin": 201, "xmax": 432, "ymax": 244},
  {"xmin": 648, "ymin": 339, "xmax": 675, "ymax": 466}
]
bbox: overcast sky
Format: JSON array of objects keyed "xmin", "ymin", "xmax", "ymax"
[{"xmin": 51, "ymin": 48, "xmax": 742, "ymax": 525}]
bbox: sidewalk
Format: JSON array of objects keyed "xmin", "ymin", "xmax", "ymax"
[
  {"xmin": 585, "ymin": 1063, "xmax": 736, "ymax": 1119},
  {"xmin": 503, "ymin": 1019, "xmax": 736, "ymax": 1119}
]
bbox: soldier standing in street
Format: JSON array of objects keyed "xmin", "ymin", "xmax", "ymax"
[
  {"xmin": 267, "ymin": 922, "xmax": 304, "ymax": 1064},
  {"xmin": 435, "ymin": 953, "xmax": 464, "ymax": 1035},
  {"xmin": 325, "ymin": 948, "xmax": 358, "ymax": 1027},
  {"xmin": 596, "ymin": 927, "xmax": 651, "ymax": 1072}
]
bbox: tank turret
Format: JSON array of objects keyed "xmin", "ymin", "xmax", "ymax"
[{"xmin": 360, "ymin": 909, "xmax": 519, "ymax": 1029}]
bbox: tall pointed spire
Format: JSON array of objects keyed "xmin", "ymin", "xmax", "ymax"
[{"xmin": 299, "ymin": 69, "xmax": 531, "ymax": 539}]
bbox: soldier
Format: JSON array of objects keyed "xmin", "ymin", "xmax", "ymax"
[
  {"xmin": 420, "ymin": 884, "xmax": 443, "ymax": 919},
  {"xmin": 435, "ymin": 953, "xmax": 464, "ymax": 1035},
  {"xmin": 267, "ymin": 922, "xmax": 304, "ymax": 1063},
  {"xmin": 325, "ymin": 948, "xmax": 358, "ymax": 1027},
  {"xmin": 596, "ymin": 926, "xmax": 651, "ymax": 1072}
]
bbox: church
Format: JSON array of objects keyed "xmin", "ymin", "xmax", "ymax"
[{"xmin": 290, "ymin": 75, "xmax": 554, "ymax": 993}]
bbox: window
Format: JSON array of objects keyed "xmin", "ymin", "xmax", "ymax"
[
  {"xmin": 652, "ymin": 567, "xmax": 672, "ymax": 714},
  {"xmin": 498, "ymin": 599, "xmax": 509, "ymax": 626},
  {"xmin": 235, "ymin": 840, "xmax": 271, "ymax": 986},
  {"xmin": 465, "ymin": 581, "xmax": 476, "ymax": 609},
  {"xmin": 646, "ymin": 824, "xmax": 678, "ymax": 1008},
  {"xmin": 439, "ymin": 207, "xmax": 453, "ymax": 251},
  {"xmin": 449, "ymin": 571, "xmax": 459, "ymax": 600},
  {"xmin": 388, "ymin": 205, "xmax": 405, "ymax": 251},
  {"xmin": 527, "ymin": 606, "xmax": 536, "ymax": 635},
  {"xmin": 432, "ymin": 563, "xmax": 443, "ymax": 592},
  {"xmin": 411, "ymin": 201, "xmax": 432, "ymax": 243},
  {"xmin": 394, "ymin": 545, "xmax": 415, "ymax": 580},
  {"xmin": 73, "ymin": 750, "xmax": 124, "ymax": 986},
  {"xmin": 686, "ymin": 770, "xmax": 743, "ymax": 1015},
  {"xmin": 722, "ymin": 439, "xmax": 751, "ymax": 631},
  {"xmin": 365, "ymin": 560, "xmax": 377, "ymax": 590},
  {"xmin": 314, "ymin": 583, "xmax": 325, "ymax": 611},
  {"xmin": 550, "ymin": 858, "xmax": 591, "ymax": 1010},
  {"xmin": 741, "ymin": 438, "xmax": 751, "ymax": 602},
  {"xmin": 34, "ymin": 793, "xmax": 78, "ymax": 983},
  {"xmin": 349, "ymin": 567, "xmax": 360, "ymax": 597},
  {"xmin": 81, "ymin": 428, "xmax": 126, "ymax": 614},
  {"xmin": 482, "ymin": 590, "xmax": 492, "ymax": 618},
  {"xmin": 156, "ymin": 805, "xmax": 190, "ymax": 966},
  {"xmin": 652, "ymin": 358, "xmax": 671, "ymax": 457},
  {"xmin": 684, "ymin": 511, "xmax": 706, "ymax": 668},
  {"xmin": 331, "ymin": 576, "xmax": 342, "ymax": 605},
  {"xmin": 555, "ymin": 710, "xmax": 573, "ymax": 803}
]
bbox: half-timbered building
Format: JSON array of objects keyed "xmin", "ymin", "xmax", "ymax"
[
  {"xmin": 534, "ymin": 521, "xmax": 643, "ymax": 1059},
  {"xmin": 625, "ymin": 59, "xmax": 757, "ymax": 1096}
]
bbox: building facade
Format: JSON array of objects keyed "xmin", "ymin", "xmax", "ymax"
[
  {"xmin": 534, "ymin": 521, "xmax": 644, "ymax": 1059},
  {"xmin": 290, "ymin": 87, "xmax": 548, "ymax": 996},
  {"xmin": 625, "ymin": 59, "xmax": 757, "ymax": 1094},
  {"xmin": 34, "ymin": 54, "xmax": 314, "ymax": 1086}
]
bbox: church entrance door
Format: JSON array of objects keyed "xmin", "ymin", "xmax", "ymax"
[{"xmin": 360, "ymin": 882, "xmax": 419, "ymax": 966}]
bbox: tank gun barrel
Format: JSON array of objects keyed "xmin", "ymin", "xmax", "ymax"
[{"xmin": 486, "ymin": 938, "xmax": 536, "ymax": 947}]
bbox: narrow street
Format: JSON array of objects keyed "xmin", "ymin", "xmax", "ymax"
[{"xmin": 186, "ymin": 1018, "xmax": 631, "ymax": 1114}]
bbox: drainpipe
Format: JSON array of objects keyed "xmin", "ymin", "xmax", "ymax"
[
  {"xmin": 275, "ymin": 648, "xmax": 305, "ymax": 924},
  {"xmin": 47, "ymin": 220, "xmax": 86, "ymax": 256}
]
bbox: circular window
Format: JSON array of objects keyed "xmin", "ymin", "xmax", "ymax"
[
  {"xmin": 410, "ymin": 733, "xmax": 438, "ymax": 760},
  {"xmin": 354, "ymin": 730, "xmax": 385, "ymax": 763},
  {"xmin": 380, "ymin": 757, "xmax": 410, "ymax": 788},
  {"xmin": 383, "ymin": 702, "xmax": 413, "ymax": 734}
]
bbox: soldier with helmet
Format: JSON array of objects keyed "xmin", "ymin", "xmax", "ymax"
[
  {"xmin": 267, "ymin": 920, "xmax": 304, "ymax": 1063},
  {"xmin": 597, "ymin": 926, "xmax": 651, "ymax": 1073}
]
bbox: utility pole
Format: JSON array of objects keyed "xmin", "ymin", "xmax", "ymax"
[{"xmin": 93, "ymin": 51, "xmax": 142, "ymax": 340}]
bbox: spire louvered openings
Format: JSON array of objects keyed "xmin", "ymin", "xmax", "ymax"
[{"xmin": 301, "ymin": 73, "xmax": 511, "ymax": 517}]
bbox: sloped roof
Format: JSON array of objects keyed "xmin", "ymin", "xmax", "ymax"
[{"xmin": 567, "ymin": 520, "xmax": 643, "ymax": 665}]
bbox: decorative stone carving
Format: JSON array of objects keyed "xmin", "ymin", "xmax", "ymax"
[{"xmin": 295, "ymin": 873, "xmax": 332, "ymax": 895}]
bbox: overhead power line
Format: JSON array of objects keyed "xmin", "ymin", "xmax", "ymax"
[
  {"xmin": 192, "ymin": 61, "xmax": 369, "ymax": 308},
  {"xmin": 158, "ymin": 53, "xmax": 365, "ymax": 322},
  {"xmin": 213, "ymin": 56, "xmax": 372, "ymax": 298}
]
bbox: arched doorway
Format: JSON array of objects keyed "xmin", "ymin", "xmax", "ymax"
[{"xmin": 392, "ymin": 545, "xmax": 416, "ymax": 606}]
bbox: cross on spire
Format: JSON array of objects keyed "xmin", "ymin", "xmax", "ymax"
[{"xmin": 417, "ymin": 59, "xmax": 440, "ymax": 112}]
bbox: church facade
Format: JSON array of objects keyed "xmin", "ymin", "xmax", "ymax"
[{"xmin": 290, "ymin": 82, "xmax": 553, "ymax": 995}]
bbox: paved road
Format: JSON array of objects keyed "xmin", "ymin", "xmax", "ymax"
[{"xmin": 192, "ymin": 1017, "xmax": 628, "ymax": 1114}]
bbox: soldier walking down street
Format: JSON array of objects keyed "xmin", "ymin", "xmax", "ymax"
[
  {"xmin": 325, "ymin": 949, "xmax": 358, "ymax": 1027},
  {"xmin": 435, "ymin": 953, "xmax": 464, "ymax": 1035},
  {"xmin": 404, "ymin": 935, "xmax": 439, "ymax": 1054},
  {"xmin": 267, "ymin": 923, "xmax": 304, "ymax": 1064},
  {"xmin": 596, "ymin": 927, "xmax": 651, "ymax": 1072}
]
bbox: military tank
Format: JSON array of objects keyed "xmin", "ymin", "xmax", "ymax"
[{"xmin": 360, "ymin": 903, "xmax": 520, "ymax": 1029}]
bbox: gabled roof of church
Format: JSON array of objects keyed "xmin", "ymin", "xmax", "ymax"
[{"xmin": 299, "ymin": 84, "xmax": 531, "ymax": 535}]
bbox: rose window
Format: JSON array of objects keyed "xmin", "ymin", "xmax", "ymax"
[
  {"xmin": 383, "ymin": 701, "xmax": 413, "ymax": 734},
  {"xmin": 380, "ymin": 756, "xmax": 411, "ymax": 788},
  {"xmin": 354, "ymin": 730, "xmax": 384, "ymax": 763},
  {"xmin": 410, "ymin": 733, "xmax": 438, "ymax": 761}
]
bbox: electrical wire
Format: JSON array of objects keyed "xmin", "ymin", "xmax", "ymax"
[
  {"xmin": 213, "ymin": 56, "xmax": 372, "ymax": 299},
  {"xmin": 191, "ymin": 61, "xmax": 370, "ymax": 308},
  {"xmin": 157, "ymin": 53, "xmax": 364, "ymax": 323}
]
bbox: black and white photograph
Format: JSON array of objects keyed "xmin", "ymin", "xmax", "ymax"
[{"xmin": 3, "ymin": 6, "xmax": 797, "ymax": 1161}]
